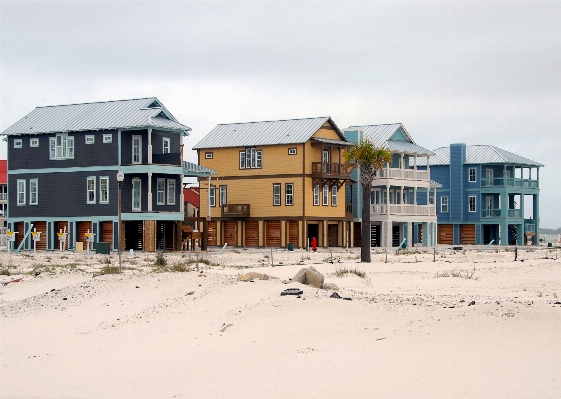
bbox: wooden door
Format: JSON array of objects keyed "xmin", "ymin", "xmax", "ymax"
[
  {"xmin": 207, "ymin": 221, "xmax": 217, "ymax": 246},
  {"xmin": 102, "ymin": 221, "xmax": 113, "ymax": 250},
  {"xmin": 78, "ymin": 221, "xmax": 92, "ymax": 246},
  {"xmin": 288, "ymin": 221, "xmax": 298, "ymax": 246},
  {"xmin": 223, "ymin": 221, "xmax": 237, "ymax": 247},
  {"xmin": 460, "ymin": 224, "xmax": 476, "ymax": 245},
  {"xmin": 265, "ymin": 220, "xmax": 281, "ymax": 247},
  {"xmin": 328, "ymin": 224, "xmax": 338, "ymax": 247},
  {"xmin": 438, "ymin": 224, "xmax": 453, "ymax": 245},
  {"xmin": 33, "ymin": 221, "xmax": 47, "ymax": 251},
  {"xmin": 244, "ymin": 221, "xmax": 259, "ymax": 247}
]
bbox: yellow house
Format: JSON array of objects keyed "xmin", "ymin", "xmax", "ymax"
[{"xmin": 193, "ymin": 117, "xmax": 355, "ymax": 248}]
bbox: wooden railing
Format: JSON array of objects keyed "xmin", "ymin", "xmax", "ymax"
[
  {"xmin": 311, "ymin": 163, "xmax": 351, "ymax": 179},
  {"xmin": 221, "ymin": 204, "xmax": 250, "ymax": 217}
]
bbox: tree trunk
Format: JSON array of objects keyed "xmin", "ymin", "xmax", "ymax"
[{"xmin": 361, "ymin": 181, "xmax": 371, "ymax": 262}]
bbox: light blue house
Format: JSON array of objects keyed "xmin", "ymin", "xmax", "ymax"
[
  {"xmin": 343, "ymin": 124, "xmax": 439, "ymax": 247},
  {"xmin": 417, "ymin": 143, "xmax": 543, "ymax": 246}
]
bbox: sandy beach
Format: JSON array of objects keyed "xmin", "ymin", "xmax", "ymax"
[{"xmin": 1, "ymin": 245, "xmax": 560, "ymax": 399}]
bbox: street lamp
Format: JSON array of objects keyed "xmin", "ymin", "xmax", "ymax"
[{"xmin": 117, "ymin": 170, "xmax": 124, "ymax": 273}]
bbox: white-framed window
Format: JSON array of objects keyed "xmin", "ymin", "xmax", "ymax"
[
  {"xmin": 219, "ymin": 186, "xmax": 227, "ymax": 206},
  {"xmin": 313, "ymin": 185, "xmax": 319, "ymax": 206},
  {"xmin": 323, "ymin": 185, "xmax": 329, "ymax": 206},
  {"xmin": 30, "ymin": 138, "xmax": 39, "ymax": 147},
  {"xmin": 132, "ymin": 178, "xmax": 141, "ymax": 211},
  {"xmin": 288, "ymin": 148, "xmax": 297, "ymax": 155},
  {"xmin": 99, "ymin": 177, "xmax": 109, "ymax": 204},
  {"xmin": 469, "ymin": 168, "xmax": 476, "ymax": 182},
  {"xmin": 85, "ymin": 135, "xmax": 95, "ymax": 144},
  {"xmin": 14, "ymin": 139, "xmax": 22, "ymax": 148},
  {"xmin": 29, "ymin": 179, "xmax": 38, "ymax": 205},
  {"xmin": 468, "ymin": 196, "xmax": 476, "ymax": 212},
  {"xmin": 157, "ymin": 178, "xmax": 166, "ymax": 205},
  {"xmin": 285, "ymin": 184, "xmax": 293, "ymax": 206},
  {"xmin": 240, "ymin": 148, "xmax": 262, "ymax": 169},
  {"xmin": 167, "ymin": 179, "xmax": 176, "ymax": 205},
  {"xmin": 331, "ymin": 185, "xmax": 337, "ymax": 206},
  {"xmin": 17, "ymin": 179, "xmax": 26, "ymax": 205},
  {"xmin": 87, "ymin": 177, "xmax": 96, "ymax": 204},
  {"xmin": 441, "ymin": 196, "xmax": 449, "ymax": 213},
  {"xmin": 103, "ymin": 134, "xmax": 112, "ymax": 143},
  {"xmin": 132, "ymin": 135, "xmax": 142, "ymax": 164},
  {"xmin": 209, "ymin": 186, "xmax": 216, "ymax": 207},
  {"xmin": 49, "ymin": 133, "xmax": 74, "ymax": 160},
  {"xmin": 205, "ymin": 152, "xmax": 213, "ymax": 159},
  {"xmin": 273, "ymin": 184, "xmax": 281, "ymax": 206},
  {"xmin": 163, "ymin": 137, "xmax": 170, "ymax": 154}
]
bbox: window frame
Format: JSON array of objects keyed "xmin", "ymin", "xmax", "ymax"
[
  {"xmin": 30, "ymin": 138, "xmax": 39, "ymax": 148},
  {"xmin": 103, "ymin": 134, "xmax": 112, "ymax": 143},
  {"xmin": 85, "ymin": 135, "xmax": 95, "ymax": 145},
  {"xmin": 17, "ymin": 179, "xmax": 26, "ymax": 206},
  {"xmin": 167, "ymin": 179, "xmax": 176, "ymax": 205},
  {"xmin": 273, "ymin": 184, "xmax": 281, "ymax": 206},
  {"xmin": 99, "ymin": 176, "xmax": 109, "ymax": 204},
  {"xmin": 29, "ymin": 179, "xmax": 38, "ymax": 205},
  {"xmin": 331, "ymin": 185, "xmax": 337, "ymax": 206},
  {"xmin": 322, "ymin": 185, "xmax": 329, "ymax": 206},
  {"xmin": 87, "ymin": 177, "xmax": 96, "ymax": 204},
  {"xmin": 157, "ymin": 178, "xmax": 166, "ymax": 205},
  {"xmin": 469, "ymin": 168, "xmax": 476, "ymax": 182},
  {"xmin": 441, "ymin": 196, "xmax": 449, "ymax": 213},
  {"xmin": 209, "ymin": 186, "xmax": 216, "ymax": 207},
  {"xmin": 163, "ymin": 137, "xmax": 170, "ymax": 154},
  {"xmin": 468, "ymin": 195, "xmax": 476, "ymax": 212},
  {"xmin": 285, "ymin": 183, "xmax": 293, "ymax": 206},
  {"xmin": 205, "ymin": 152, "xmax": 213, "ymax": 159},
  {"xmin": 132, "ymin": 178, "xmax": 141, "ymax": 211},
  {"xmin": 313, "ymin": 185, "xmax": 320, "ymax": 206},
  {"xmin": 240, "ymin": 147, "xmax": 262, "ymax": 169},
  {"xmin": 219, "ymin": 185, "xmax": 227, "ymax": 207},
  {"xmin": 288, "ymin": 148, "xmax": 297, "ymax": 155},
  {"xmin": 14, "ymin": 139, "xmax": 22, "ymax": 148},
  {"xmin": 49, "ymin": 133, "xmax": 74, "ymax": 160},
  {"xmin": 132, "ymin": 135, "xmax": 142, "ymax": 164}
]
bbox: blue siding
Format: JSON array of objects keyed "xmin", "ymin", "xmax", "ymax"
[
  {"xmin": 449, "ymin": 144, "xmax": 465, "ymax": 222},
  {"xmin": 389, "ymin": 128, "xmax": 407, "ymax": 141}
]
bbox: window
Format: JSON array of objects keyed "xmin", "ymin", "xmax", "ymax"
[
  {"xmin": 49, "ymin": 133, "xmax": 74, "ymax": 160},
  {"xmin": 103, "ymin": 134, "xmax": 112, "ymax": 143},
  {"xmin": 132, "ymin": 178, "xmax": 141, "ymax": 211},
  {"xmin": 273, "ymin": 184, "xmax": 281, "ymax": 206},
  {"xmin": 167, "ymin": 179, "xmax": 176, "ymax": 205},
  {"xmin": 85, "ymin": 135, "xmax": 95, "ymax": 144},
  {"xmin": 285, "ymin": 184, "xmax": 293, "ymax": 206},
  {"xmin": 157, "ymin": 178, "xmax": 166, "ymax": 205},
  {"xmin": 205, "ymin": 152, "xmax": 213, "ymax": 159},
  {"xmin": 219, "ymin": 186, "xmax": 227, "ymax": 206},
  {"xmin": 323, "ymin": 185, "xmax": 329, "ymax": 206},
  {"xmin": 240, "ymin": 148, "xmax": 262, "ymax": 169},
  {"xmin": 331, "ymin": 186, "xmax": 337, "ymax": 206},
  {"xmin": 313, "ymin": 185, "xmax": 320, "ymax": 206},
  {"xmin": 163, "ymin": 137, "xmax": 170, "ymax": 154},
  {"xmin": 469, "ymin": 168, "xmax": 476, "ymax": 182},
  {"xmin": 288, "ymin": 148, "xmax": 297, "ymax": 155},
  {"xmin": 468, "ymin": 196, "xmax": 476, "ymax": 212},
  {"xmin": 29, "ymin": 179, "xmax": 38, "ymax": 205},
  {"xmin": 87, "ymin": 177, "xmax": 96, "ymax": 204},
  {"xmin": 14, "ymin": 139, "xmax": 22, "ymax": 148},
  {"xmin": 441, "ymin": 196, "xmax": 449, "ymax": 213},
  {"xmin": 17, "ymin": 179, "xmax": 26, "ymax": 205},
  {"xmin": 132, "ymin": 135, "xmax": 142, "ymax": 164},
  {"xmin": 99, "ymin": 177, "xmax": 109, "ymax": 203},
  {"xmin": 209, "ymin": 186, "xmax": 216, "ymax": 207},
  {"xmin": 30, "ymin": 138, "xmax": 39, "ymax": 147}
]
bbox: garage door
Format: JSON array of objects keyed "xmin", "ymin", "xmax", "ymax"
[
  {"xmin": 438, "ymin": 224, "xmax": 453, "ymax": 245},
  {"xmin": 224, "ymin": 221, "xmax": 237, "ymax": 247},
  {"xmin": 266, "ymin": 220, "xmax": 281, "ymax": 247},
  {"xmin": 102, "ymin": 221, "xmax": 114, "ymax": 250},
  {"xmin": 78, "ymin": 221, "xmax": 93, "ymax": 246},
  {"xmin": 207, "ymin": 221, "xmax": 217, "ymax": 247},
  {"xmin": 460, "ymin": 224, "xmax": 476, "ymax": 245},
  {"xmin": 244, "ymin": 221, "xmax": 259, "ymax": 247},
  {"xmin": 288, "ymin": 221, "xmax": 299, "ymax": 246},
  {"xmin": 33, "ymin": 221, "xmax": 47, "ymax": 251}
]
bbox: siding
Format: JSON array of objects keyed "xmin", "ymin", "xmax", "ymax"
[
  {"xmin": 121, "ymin": 130, "xmax": 148, "ymax": 165},
  {"xmin": 449, "ymin": 144, "xmax": 465, "ymax": 222}
]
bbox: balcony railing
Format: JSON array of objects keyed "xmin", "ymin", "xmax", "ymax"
[
  {"xmin": 346, "ymin": 203, "xmax": 353, "ymax": 214},
  {"xmin": 371, "ymin": 204, "xmax": 436, "ymax": 216},
  {"xmin": 311, "ymin": 162, "xmax": 351, "ymax": 179},
  {"xmin": 482, "ymin": 208, "xmax": 523, "ymax": 218},
  {"xmin": 508, "ymin": 209, "xmax": 522, "ymax": 218},
  {"xmin": 221, "ymin": 204, "xmax": 250, "ymax": 217},
  {"xmin": 152, "ymin": 152, "xmax": 181, "ymax": 165},
  {"xmin": 376, "ymin": 168, "xmax": 429, "ymax": 182},
  {"xmin": 525, "ymin": 224, "xmax": 535, "ymax": 233},
  {"xmin": 481, "ymin": 178, "xmax": 539, "ymax": 188},
  {"xmin": 0, "ymin": 193, "xmax": 7, "ymax": 201}
]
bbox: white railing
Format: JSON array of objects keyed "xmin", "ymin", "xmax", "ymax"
[
  {"xmin": 0, "ymin": 194, "xmax": 7, "ymax": 201},
  {"xmin": 377, "ymin": 168, "xmax": 430, "ymax": 182},
  {"xmin": 371, "ymin": 204, "xmax": 436, "ymax": 216}
]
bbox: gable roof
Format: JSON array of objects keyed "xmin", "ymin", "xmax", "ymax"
[
  {"xmin": 0, "ymin": 160, "xmax": 6, "ymax": 185},
  {"xmin": 345, "ymin": 123, "xmax": 434, "ymax": 156},
  {"xmin": 418, "ymin": 145, "xmax": 543, "ymax": 167},
  {"xmin": 1, "ymin": 97, "xmax": 191, "ymax": 136},
  {"xmin": 193, "ymin": 117, "xmax": 347, "ymax": 149},
  {"xmin": 183, "ymin": 187, "xmax": 200, "ymax": 208}
]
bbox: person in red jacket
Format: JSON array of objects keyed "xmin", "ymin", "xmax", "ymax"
[{"xmin": 311, "ymin": 236, "xmax": 317, "ymax": 252}]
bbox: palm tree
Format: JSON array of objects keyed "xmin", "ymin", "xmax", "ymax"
[{"xmin": 343, "ymin": 140, "xmax": 392, "ymax": 262}]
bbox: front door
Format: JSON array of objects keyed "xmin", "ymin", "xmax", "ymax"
[
  {"xmin": 322, "ymin": 150, "xmax": 329, "ymax": 173},
  {"xmin": 486, "ymin": 196, "xmax": 494, "ymax": 217},
  {"xmin": 328, "ymin": 224, "xmax": 338, "ymax": 247}
]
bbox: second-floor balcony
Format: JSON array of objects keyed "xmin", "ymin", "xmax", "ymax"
[
  {"xmin": 312, "ymin": 163, "xmax": 351, "ymax": 180},
  {"xmin": 0, "ymin": 193, "xmax": 7, "ymax": 201},
  {"xmin": 152, "ymin": 152, "xmax": 181, "ymax": 165},
  {"xmin": 371, "ymin": 204, "xmax": 436, "ymax": 217},
  {"xmin": 221, "ymin": 204, "xmax": 250, "ymax": 217},
  {"xmin": 376, "ymin": 168, "xmax": 430, "ymax": 182},
  {"xmin": 481, "ymin": 178, "xmax": 539, "ymax": 189},
  {"xmin": 481, "ymin": 209, "xmax": 523, "ymax": 218}
]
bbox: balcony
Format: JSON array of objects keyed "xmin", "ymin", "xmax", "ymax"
[
  {"xmin": 370, "ymin": 204, "xmax": 436, "ymax": 216},
  {"xmin": 221, "ymin": 204, "xmax": 250, "ymax": 217},
  {"xmin": 0, "ymin": 193, "xmax": 7, "ymax": 201},
  {"xmin": 346, "ymin": 203, "xmax": 353, "ymax": 215},
  {"xmin": 525, "ymin": 223, "xmax": 535, "ymax": 233},
  {"xmin": 312, "ymin": 163, "xmax": 351, "ymax": 179},
  {"xmin": 481, "ymin": 209, "xmax": 523, "ymax": 218},
  {"xmin": 152, "ymin": 152, "xmax": 181, "ymax": 165},
  {"xmin": 376, "ymin": 168, "xmax": 430, "ymax": 182},
  {"xmin": 481, "ymin": 178, "xmax": 539, "ymax": 189}
]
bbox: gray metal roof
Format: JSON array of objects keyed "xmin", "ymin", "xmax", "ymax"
[
  {"xmin": 346, "ymin": 123, "xmax": 416, "ymax": 146},
  {"xmin": 183, "ymin": 161, "xmax": 217, "ymax": 177},
  {"xmin": 417, "ymin": 145, "xmax": 543, "ymax": 167},
  {"xmin": 430, "ymin": 180, "xmax": 443, "ymax": 188},
  {"xmin": 312, "ymin": 137, "xmax": 353, "ymax": 146},
  {"xmin": 1, "ymin": 97, "xmax": 191, "ymax": 136},
  {"xmin": 386, "ymin": 140, "xmax": 434, "ymax": 156},
  {"xmin": 193, "ymin": 117, "xmax": 346, "ymax": 149}
]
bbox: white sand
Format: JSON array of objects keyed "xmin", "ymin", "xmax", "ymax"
[{"xmin": 1, "ymin": 246, "xmax": 560, "ymax": 399}]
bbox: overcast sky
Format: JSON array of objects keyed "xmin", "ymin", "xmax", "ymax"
[{"xmin": 1, "ymin": 1, "xmax": 560, "ymax": 228}]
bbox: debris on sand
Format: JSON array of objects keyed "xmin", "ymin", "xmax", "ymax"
[
  {"xmin": 236, "ymin": 272, "xmax": 279, "ymax": 282},
  {"xmin": 281, "ymin": 288, "xmax": 303, "ymax": 296}
]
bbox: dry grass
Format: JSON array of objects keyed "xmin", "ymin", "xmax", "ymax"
[
  {"xmin": 333, "ymin": 265, "xmax": 367, "ymax": 279},
  {"xmin": 436, "ymin": 266, "xmax": 478, "ymax": 280}
]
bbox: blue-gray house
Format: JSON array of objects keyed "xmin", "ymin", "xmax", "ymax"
[
  {"xmin": 1, "ymin": 97, "xmax": 215, "ymax": 252},
  {"xmin": 417, "ymin": 143, "xmax": 543, "ymax": 246}
]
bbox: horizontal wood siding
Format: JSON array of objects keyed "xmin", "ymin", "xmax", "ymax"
[
  {"xmin": 78, "ymin": 221, "xmax": 92, "ymax": 245},
  {"xmin": 266, "ymin": 220, "xmax": 281, "ymax": 247},
  {"xmin": 438, "ymin": 224, "xmax": 454, "ymax": 245},
  {"xmin": 207, "ymin": 221, "xmax": 217, "ymax": 246},
  {"xmin": 288, "ymin": 220, "xmax": 298, "ymax": 246},
  {"xmin": 460, "ymin": 224, "xmax": 476, "ymax": 245},
  {"xmin": 33, "ymin": 221, "xmax": 47, "ymax": 250},
  {"xmin": 223, "ymin": 221, "xmax": 237, "ymax": 247},
  {"xmin": 102, "ymin": 221, "xmax": 113, "ymax": 250},
  {"xmin": 244, "ymin": 221, "xmax": 259, "ymax": 247}
]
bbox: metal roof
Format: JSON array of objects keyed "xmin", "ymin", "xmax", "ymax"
[
  {"xmin": 312, "ymin": 137, "xmax": 353, "ymax": 146},
  {"xmin": 193, "ymin": 117, "xmax": 346, "ymax": 149},
  {"xmin": 183, "ymin": 161, "xmax": 217, "ymax": 177},
  {"xmin": 346, "ymin": 123, "xmax": 416, "ymax": 146},
  {"xmin": 430, "ymin": 180, "xmax": 443, "ymax": 188},
  {"xmin": 1, "ymin": 97, "xmax": 191, "ymax": 136},
  {"xmin": 417, "ymin": 145, "xmax": 543, "ymax": 167},
  {"xmin": 385, "ymin": 140, "xmax": 434, "ymax": 156}
]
